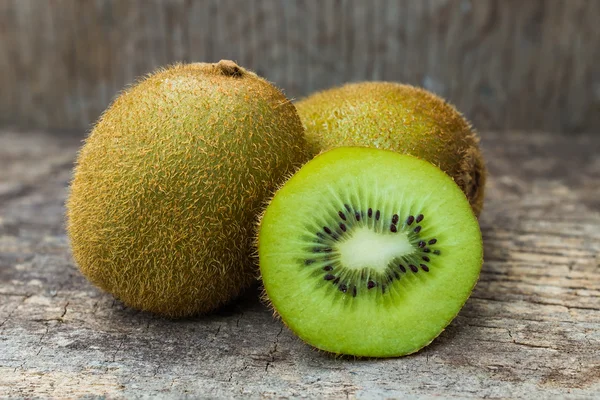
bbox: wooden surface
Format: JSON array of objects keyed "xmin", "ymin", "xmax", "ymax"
[
  {"xmin": 0, "ymin": 129, "xmax": 598, "ymax": 398},
  {"xmin": 1, "ymin": 0, "xmax": 599, "ymax": 134}
]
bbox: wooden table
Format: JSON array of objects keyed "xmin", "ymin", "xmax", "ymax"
[{"xmin": 1, "ymin": 130, "xmax": 598, "ymax": 398}]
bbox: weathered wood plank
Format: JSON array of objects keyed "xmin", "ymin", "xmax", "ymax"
[
  {"xmin": 0, "ymin": 129, "xmax": 598, "ymax": 398},
  {"xmin": 0, "ymin": 0, "xmax": 599, "ymax": 133}
]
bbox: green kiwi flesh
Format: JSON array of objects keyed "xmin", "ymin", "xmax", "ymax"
[{"xmin": 258, "ymin": 147, "xmax": 483, "ymax": 357}]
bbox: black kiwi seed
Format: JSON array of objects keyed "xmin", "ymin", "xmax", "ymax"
[
  {"xmin": 344, "ymin": 204, "xmax": 351, "ymax": 212},
  {"xmin": 323, "ymin": 265, "xmax": 333, "ymax": 271},
  {"xmin": 418, "ymin": 241, "xmax": 426, "ymax": 248},
  {"xmin": 352, "ymin": 286, "xmax": 357, "ymax": 297},
  {"xmin": 433, "ymin": 250, "xmax": 441, "ymax": 255},
  {"xmin": 409, "ymin": 264, "xmax": 418, "ymax": 273},
  {"xmin": 414, "ymin": 226, "xmax": 422, "ymax": 233},
  {"xmin": 375, "ymin": 210, "xmax": 381, "ymax": 220},
  {"xmin": 367, "ymin": 281, "xmax": 376, "ymax": 289},
  {"xmin": 338, "ymin": 211, "xmax": 346, "ymax": 220},
  {"xmin": 416, "ymin": 214, "xmax": 424, "ymax": 223},
  {"xmin": 339, "ymin": 284, "xmax": 348, "ymax": 293},
  {"xmin": 324, "ymin": 226, "xmax": 332, "ymax": 234},
  {"xmin": 390, "ymin": 224, "xmax": 397, "ymax": 233},
  {"xmin": 324, "ymin": 274, "xmax": 335, "ymax": 281},
  {"xmin": 422, "ymin": 256, "xmax": 430, "ymax": 262},
  {"xmin": 428, "ymin": 238, "xmax": 437, "ymax": 245},
  {"xmin": 339, "ymin": 223, "xmax": 347, "ymax": 232},
  {"xmin": 333, "ymin": 277, "xmax": 340, "ymax": 284},
  {"xmin": 392, "ymin": 214, "xmax": 399, "ymax": 224},
  {"xmin": 355, "ymin": 212, "xmax": 361, "ymax": 221},
  {"xmin": 423, "ymin": 248, "xmax": 431, "ymax": 253},
  {"xmin": 420, "ymin": 264, "xmax": 429, "ymax": 272},
  {"xmin": 406, "ymin": 215, "xmax": 414, "ymax": 225},
  {"xmin": 399, "ymin": 264, "xmax": 406, "ymax": 273},
  {"xmin": 368, "ymin": 208, "xmax": 373, "ymax": 218}
]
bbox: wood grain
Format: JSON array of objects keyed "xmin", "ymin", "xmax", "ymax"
[
  {"xmin": 0, "ymin": 0, "xmax": 599, "ymax": 133},
  {"xmin": 0, "ymin": 129, "xmax": 598, "ymax": 398}
]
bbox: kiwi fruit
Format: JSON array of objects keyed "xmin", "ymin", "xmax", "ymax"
[
  {"xmin": 67, "ymin": 60, "xmax": 310, "ymax": 318},
  {"xmin": 258, "ymin": 147, "xmax": 483, "ymax": 357},
  {"xmin": 296, "ymin": 82, "xmax": 487, "ymax": 216}
]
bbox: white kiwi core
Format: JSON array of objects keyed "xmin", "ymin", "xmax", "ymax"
[{"xmin": 336, "ymin": 227, "xmax": 415, "ymax": 272}]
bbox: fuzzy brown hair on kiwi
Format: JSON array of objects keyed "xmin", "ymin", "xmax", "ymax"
[
  {"xmin": 67, "ymin": 60, "xmax": 311, "ymax": 318},
  {"xmin": 296, "ymin": 82, "xmax": 487, "ymax": 216}
]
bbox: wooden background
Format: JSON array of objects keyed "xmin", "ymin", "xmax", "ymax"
[
  {"xmin": 2, "ymin": 1, "xmax": 600, "ymax": 397},
  {"xmin": 0, "ymin": 0, "xmax": 599, "ymax": 134},
  {"xmin": 1, "ymin": 129, "xmax": 599, "ymax": 398}
]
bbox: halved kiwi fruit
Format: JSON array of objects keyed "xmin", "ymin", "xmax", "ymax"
[{"xmin": 258, "ymin": 147, "xmax": 483, "ymax": 357}]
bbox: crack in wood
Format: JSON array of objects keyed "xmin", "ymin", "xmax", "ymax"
[
  {"xmin": 0, "ymin": 294, "xmax": 31, "ymax": 331},
  {"xmin": 35, "ymin": 325, "xmax": 50, "ymax": 357},
  {"xmin": 60, "ymin": 302, "xmax": 69, "ymax": 319},
  {"xmin": 265, "ymin": 326, "xmax": 284, "ymax": 373},
  {"xmin": 109, "ymin": 336, "xmax": 126, "ymax": 365}
]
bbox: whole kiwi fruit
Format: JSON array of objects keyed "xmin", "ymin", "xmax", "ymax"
[
  {"xmin": 296, "ymin": 82, "xmax": 486, "ymax": 216},
  {"xmin": 67, "ymin": 60, "xmax": 310, "ymax": 318},
  {"xmin": 258, "ymin": 147, "xmax": 483, "ymax": 357}
]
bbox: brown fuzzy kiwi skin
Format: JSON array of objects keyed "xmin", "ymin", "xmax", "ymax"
[
  {"xmin": 66, "ymin": 60, "xmax": 311, "ymax": 318},
  {"xmin": 295, "ymin": 82, "xmax": 487, "ymax": 216}
]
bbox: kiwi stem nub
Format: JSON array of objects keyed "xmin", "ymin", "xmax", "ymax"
[{"xmin": 217, "ymin": 60, "xmax": 244, "ymax": 77}]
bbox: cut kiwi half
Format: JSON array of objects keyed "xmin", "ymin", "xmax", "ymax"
[{"xmin": 258, "ymin": 147, "xmax": 483, "ymax": 357}]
